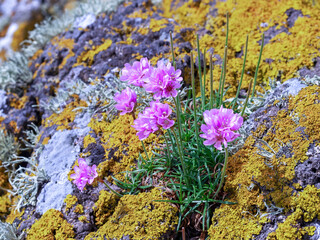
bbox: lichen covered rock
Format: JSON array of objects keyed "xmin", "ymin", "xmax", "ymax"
[
  {"xmin": 208, "ymin": 84, "xmax": 320, "ymax": 239},
  {"xmin": 86, "ymin": 188, "xmax": 178, "ymax": 240}
]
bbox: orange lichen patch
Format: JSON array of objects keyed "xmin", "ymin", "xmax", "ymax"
[
  {"xmin": 208, "ymin": 85, "xmax": 320, "ymax": 238},
  {"xmin": 85, "ymin": 188, "xmax": 178, "ymax": 240},
  {"xmin": 27, "ymin": 209, "xmax": 75, "ymax": 240},
  {"xmin": 51, "ymin": 36, "xmax": 76, "ymax": 70},
  {"xmin": 8, "ymin": 120, "xmax": 19, "ymax": 134},
  {"xmin": 88, "ymin": 113, "xmax": 162, "ymax": 182},
  {"xmin": 76, "ymin": 39, "xmax": 113, "ymax": 66},
  {"xmin": 11, "ymin": 18, "xmax": 42, "ymax": 51},
  {"xmin": 43, "ymin": 97, "xmax": 87, "ymax": 131},
  {"xmin": 42, "ymin": 137, "xmax": 50, "ymax": 145},
  {"xmin": 83, "ymin": 135, "xmax": 96, "ymax": 148},
  {"xmin": 93, "ymin": 189, "xmax": 119, "ymax": 226},
  {"xmin": 9, "ymin": 95, "xmax": 28, "ymax": 109}
]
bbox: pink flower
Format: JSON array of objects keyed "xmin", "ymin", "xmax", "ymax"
[
  {"xmin": 114, "ymin": 87, "xmax": 137, "ymax": 115},
  {"xmin": 199, "ymin": 106, "xmax": 243, "ymax": 150},
  {"xmin": 70, "ymin": 158, "xmax": 98, "ymax": 192},
  {"xmin": 144, "ymin": 60, "xmax": 182, "ymax": 99},
  {"xmin": 132, "ymin": 101, "xmax": 175, "ymax": 140},
  {"xmin": 120, "ymin": 58, "xmax": 153, "ymax": 87},
  {"xmin": 152, "ymin": 102, "xmax": 175, "ymax": 129}
]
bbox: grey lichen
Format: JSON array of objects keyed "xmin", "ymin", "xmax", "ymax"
[
  {"xmin": 0, "ymin": 0, "xmax": 125, "ymax": 93},
  {"xmin": 0, "ymin": 222, "xmax": 22, "ymax": 240}
]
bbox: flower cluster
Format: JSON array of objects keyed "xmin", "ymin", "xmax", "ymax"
[
  {"xmin": 70, "ymin": 158, "xmax": 98, "ymax": 192},
  {"xmin": 200, "ymin": 106, "xmax": 243, "ymax": 150},
  {"xmin": 120, "ymin": 57, "xmax": 152, "ymax": 87},
  {"xmin": 143, "ymin": 61, "xmax": 182, "ymax": 99},
  {"xmin": 132, "ymin": 102, "xmax": 174, "ymax": 140},
  {"xmin": 114, "ymin": 87, "xmax": 137, "ymax": 115},
  {"xmin": 114, "ymin": 57, "xmax": 179, "ymax": 140},
  {"xmin": 119, "ymin": 58, "xmax": 182, "ymax": 99}
]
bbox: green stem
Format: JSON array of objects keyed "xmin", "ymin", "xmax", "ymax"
[
  {"xmin": 170, "ymin": 31, "xmax": 176, "ymax": 69},
  {"xmin": 250, "ymin": 33, "xmax": 264, "ymax": 100},
  {"xmin": 203, "ymin": 48, "xmax": 206, "ymax": 104},
  {"xmin": 213, "ymin": 147, "xmax": 228, "ymax": 199},
  {"xmin": 232, "ymin": 35, "xmax": 248, "ymax": 110},
  {"xmin": 172, "ymin": 129, "xmax": 188, "ymax": 185},
  {"xmin": 103, "ymin": 180, "xmax": 123, "ymax": 197},
  {"xmin": 219, "ymin": 46, "xmax": 228, "ymax": 106},
  {"xmin": 196, "ymin": 34, "xmax": 205, "ymax": 109},
  {"xmin": 141, "ymin": 140, "xmax": 150, "ymax": 161},
  {"xmin": 191, "ymin": 52, "xmax": 200, "ymax": 158},
  {"xmin": 241, "ymin": 79, "xmax": 253, "ymax": 116},
  {"xmin": 210, "ymin": 54, "xmax": 214, "ymax": 109},
  {"xmin": 163, "ymin": 131, "xmax": 172, "ymax": 168}
]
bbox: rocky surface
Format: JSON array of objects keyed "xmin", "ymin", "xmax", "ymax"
[{"xmin": 0, "ymin": 0, "xmax": 320, "ymax": 239}]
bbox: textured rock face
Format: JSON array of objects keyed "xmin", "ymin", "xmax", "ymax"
[{"xmin": 1, "ymin": 0, "xmax": 320, "ymax": 239}]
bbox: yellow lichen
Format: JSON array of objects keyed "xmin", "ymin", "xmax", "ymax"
[
  {"xmin": 208, "ymin": 85, "xmax": 320, "ymax": 239},
  {"xmin": 64, "ymin": 194, "xmax": 78, "ymax": 212},
  {"xmin": 78, "ymin": 215, "xmax": 89, "ymax": 223},
  {"xmin": 269, "ymin": 186, "xmax": 320, "ymax": 239},
  {"xmin": 27, "ymin": 209, "xmax": 75, "ymax": 240},
  {"xmin": 76, "ymin": 39, "xmax": 113, "ymax": 66},
  {"xmin": 43, "ymin": 96, "xmax": 87, "ymax": 131},
  {"xmin": 85, "ymin": 188, "xmax": 178, "ymax": 240},
  {"xmin": 88, "ymin": 114, "xmax": 162, "ymax": 182},
  {"xmin": 83, "ymin": 135, "xmax": 96, "ymax": 148},
  {"xmin": 93, "ymin": 190, "xmax": 119, "ymax": 226},
  {"xmin": 74, "ymin": 204, "xmax": 84, "ymax": 214}
]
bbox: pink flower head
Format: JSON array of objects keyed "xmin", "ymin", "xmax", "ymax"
[
  {"xmin": 199, "ymin": 106, "xmax": 243, "ymax": 150},
  {"xmin": 132, "ymin": 101, "xmax": 174, "ymax": 140},
  {"xmin": 152, "ymin": 101, "xmax": 175, "ymax": 129},
  {"xmin": 70, "ymin": 158, "xmax": 98, "ymax": 192},
  {"xmin": 120, "ymin": 58, "xmax": 153, "ymax": 87},
  {"xmin": 114, "ymin": 87, "xmax": 137, "ymax": 115},
  {"xmin": 144, "ymin": 60, "xmax": 182, "ymax": 99}
]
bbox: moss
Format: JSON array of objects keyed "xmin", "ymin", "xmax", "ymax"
[
  {"xmin": 64, "ymin": 194, "xmax": 78, "ymax": 212},
  {"xmin": 85, "ymin": 188, "xmax": 178, "ymax": 240},
  {"xmin": 88, "ymin": 114, "xmax": 162, "ymax": 182},
  {"xmin": 208, "ymin": 85, "xmax": 320, "ymax": 239},
  {"xmin": 27, "ymin": 209, "xmax": 75, "ymax": 240},
  {"xmin": 93, "ymin": 190, "xmax": 119, "ymax": 226}
]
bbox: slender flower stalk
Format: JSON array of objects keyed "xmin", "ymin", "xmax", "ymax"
[
  {"xmin": 213, "ymin": 147, "xmax": 228, "ymax": 199},
  {"xmin": 191, "ymin": 52, "xmax": 200, "ymax": 157},
  {"xmin": 251, "ymin": 33, "xmax": 265, "ymax": 100},
  {"xmin": 232, "ymin": 35, "xmax": 248, "ymax": 110},
  {"xmin": 99, "ymin": 178, "xmax": 123, "ymax": 197}
]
